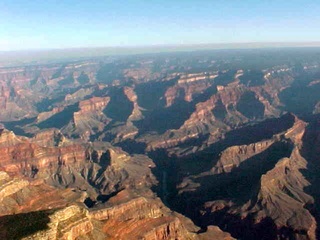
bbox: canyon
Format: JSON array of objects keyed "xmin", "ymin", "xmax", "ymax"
[{"xmin": 1, "ymin": 48, "xmax": 320, "ymax": 239}]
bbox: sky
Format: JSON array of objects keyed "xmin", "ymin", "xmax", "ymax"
[{"xmin": 1, "ymin": 0, "xmax": 320, "ymax": 51}]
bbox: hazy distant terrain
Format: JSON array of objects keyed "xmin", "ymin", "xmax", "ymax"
[{"xmin": 2, "ymin": 42, "xmax": 320, "ymax": 67}]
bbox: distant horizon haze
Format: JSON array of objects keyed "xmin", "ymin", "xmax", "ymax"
[
  {"xmin": 2, "ymin": 0, "xmax": 320, "ymax": 51},
  {"xmin": 2, "ymin": 41, "xmax": 320, "ymax": 66},
  {"xmin": 3, "ymin": 41, "xmax": 320, "ymax": 52}
]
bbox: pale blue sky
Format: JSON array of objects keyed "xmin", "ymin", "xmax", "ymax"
[{"xmin": 1, "ymin": 0, "xmax": 320, "ymax": 51}]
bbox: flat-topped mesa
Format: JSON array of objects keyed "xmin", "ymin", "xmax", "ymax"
[
  {"xmin": 177, "ymin": 72, "xmax": 218, "ymax": 84},
  {"xmin": 164, "ymin": 86, "xmax": 183, "ymax": 107},
  {"xmin": 183, "ymin": 98, "xmax": 217, "ymax": 125},
  {"xmin": 103, "ymin": 215, "xmax": 234, "ymax": 240},
  {"xmin": 78, "ymin": 96, "xmax": 110, "ymax": 113},
  {"xmin": 91, "ymin": 192, "xmax": 173, "ymax": 239},
  {"xmin": 164, "ymin": 72, "xmax": 218, "ymax": 106}
]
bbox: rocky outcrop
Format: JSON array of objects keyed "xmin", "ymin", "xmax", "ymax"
[
  {"xmin": 124, "ymin": 86, "xmax": 144, "ymax": 121},
  {"xmin": 0, "ymin": 173, "xmax": 93, "ymax": 239},
  {"xmin": 3, "ymin": 48, "xmax": 320, "ymax": 240},
  {"xmin": 37, "ymin": 107, "xmax": 65, "ymax": 123},
  {"xmin": 31, "ymin": 129, "xmax": 69, "ymax": 147},
  {"xmin": 203, "ymin": 146, "xmax": 315, "ymax": 240},
  {"xmin": 212, "ymin": 139, "xmax": 275, "ymax": 174},
  {"xmin": 78, "ymin": 96, "xmax": 109, "ymax": 113},
  {"xmin": 255, "ymin": 151, "xmax": 315, "ymax": 239},
  {"xmin": 0, "ymin": 129, "xmax": 156, "ymax": 201},
  {"xmin": 22, "ymin": 205, "xmax": 94, "ymax": 240},
  {"xmin": 91, "ymin": 189, "xmax": 234, "ymax": 240},
  {"xmin": 0, "ymin": 171, "xmax": 84, "ymax": 217},
  {"xmin": 0, "ymin": 178, "xmax": 29, "ymax": 202},
  {"xmin": 91, "ymin": 195, "xmax": 164, "ymax": 221},
  {"xmin": 164, "ymin": 72, "xmax": 217, "ymax": 106},
  {"xmin": 175, "ymin": 115, "xmax": 317, "ymax": 239},
  {"xmin": 64, "ymin": 87, "xmax": 95, "ymax": 104}
]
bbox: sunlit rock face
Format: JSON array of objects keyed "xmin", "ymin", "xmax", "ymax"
[
  {"xmin": 0, "ymin": 129, "xmax": 232, "ymax": 239},
  {"xmin": 2, "ymin": 49, "xmax": 320, "ymax": 239},
  {"xmin": 174, "ymin": 115, "xmax": 320, "ymax": 240}
]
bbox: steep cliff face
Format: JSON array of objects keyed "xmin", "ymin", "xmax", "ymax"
[
  {"xmin": 124, "ymin": 86, "xmax": 144, "ymax": 121},
  {"xmin": 0, "ymin": 129, "xmax": 234, "ymax": 240},
  {"xmin": 0, "ymin": 63, "xmax": 99, "ymax": 122},
  {"xmin": 175, "ymin": 115, "xmax": 319, "ymax": 240},
  {"xmin": 204, "ymin": 147, "xmax": 316, "ymax": 240},
  {"xmin": 91, "ymin": 189, "xmax": 234, "ymax": 240},
  {"xmin": 64, "ymin": 87, "xmax": 96, "ymax": 104},
  {"xmin": 0, "ymin": 130, "xmax": 87, "ymax": 177},
  {"xmin": 3, "ymin": 50, "xmax": 320, "ymax": 240},
  {"xmin": 0, "ymin": 129, "xmax": 155, "ymax": 196},
  {"xmin": 212, "ymin": 139, "xmax": 275, "ymax": 174},
  {"xmin": 31, "ymin": 129, "xmax": 70, "ymax": 147},
  {"xmin": 164, "ymin": 72, "xmax": 217, "ymax": 106},
  {"xmin": 70, "ymin": 96, "xmax": 111, "ymax": 139},
  {"xmin": 0, "ymin": 204, "xmax": 98, "ymax": 240},
  {"xmin": 77, "ymin": 97, "xmax": 110, "ymax": 113},
  {"xmin": 255, "ymin": 151, "xmax": 315, "ymax": 238},
  {"xmin": 142, "ymin": 81, "xmax": 277, "ymax": 154},
  {"xmin": 0, "ymin": 170, "xmax": 233, "ymax": 240},
  {"xmin": 0, "ymin": 66, "xmax": 292, "ymax": 155},
  {"xmin": 0, "ymin": 175, "xmax": 29, "ymax": 203},
  {"xmin": 137, "ymin": 67, "xmax": 297, "ymax": 156},
  {"xmin": 37, "ymin": 107, "xmax": 65, "ymax": 123},
  {"xmin": 0, "ymin": 171, "xmax": 83, "ymax": 217},
  {"xmin": 21, "ymin": 205, "xmax": 94, "ymax": 240}
]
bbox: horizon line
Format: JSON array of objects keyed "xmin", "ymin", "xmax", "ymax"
[
  {"xmin": 2, "ymin": 41, "xmax": 320, "ymax": 67},
  {"xmin": 2, "ymin": 41, "xmax": 320, "ymax": 53}
]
